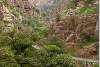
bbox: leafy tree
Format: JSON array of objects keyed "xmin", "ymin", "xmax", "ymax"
[{"xmin": 11, "ymin": 32, "xmax": 33, "ymax": 55}]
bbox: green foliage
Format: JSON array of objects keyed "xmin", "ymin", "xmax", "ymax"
[
  {"xmin": 80, "ymin": 32, "xmax": 98, "ymax": 43},
  {"xmin": 23, "ymin": 45, "xmax": 75, "ymax": 67},
  {"xmin": 43, "ymin": 45, "xmax": 63, "ymax": 57},
  {"xmin": 93, "ymin": 64, "xmax": 99, "ymax": 67},
  {"xmin": 22, "ymin": 16, "xmax": 48, "ymax": 38},
  {"xmin": 65, "ymin": 48, "xmax": 76, "ymax": 56},
  {"xmin": 79, "ymin": 32, "xmax": 98, "ymax": 48},
  {"xmin": 0, "ymin": 47, "xmax": 20, "ymax": 67},
  {"xmin": 31, "ymin": 32, "xmax": 41, "ymax": 42},
  {"xmin": 0, "ymin": 29, "xmax": 74, "ymax": 67},
  {"xmin": 11, "ymin": 32, "xmax": 33, "ymax": 54},
  {"xmin": 39, "ymin": 36, "xmax": 64, "ymax": 48},
  {"xmin": 0, "ymin": 58, "xmax": 20, "ymax": 67},
  {"xmin": 0, "ymin": 47, "xmax": 14, "ymax": 57},
  {"xmin": 0, "ymin": 36, "xmax": 11, "ymax": 47},
  {"xmin": 79, "ymin": 6, "xmax": 98, "ymax": 15},
  {"xmin": 63, "ymin": 0, "xmax": 98, "ymax": 16},
  {"xmin": 49, "ymin": 54, "xmax": 75, "ymax": 67}
]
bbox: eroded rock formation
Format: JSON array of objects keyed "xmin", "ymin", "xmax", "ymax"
[
  {"xmin": 0, "ymin": 2, "xmax": 15, "ymax": 32},
  {"xmin": 50, "ymin": 14, "xmax": 98, "ymax": 48}
]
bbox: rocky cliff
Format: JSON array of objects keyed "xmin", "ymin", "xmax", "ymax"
[
  {"xmin": 0, "ymin": 2, "xmax": 15, "ymax": 32},
  {"xmin": 0, "ymin": 0, "xmax": 40, "ymax": 32},
  {"xmin": 50, "ymin": 14, "xmax": 98, "ymax": 48}
]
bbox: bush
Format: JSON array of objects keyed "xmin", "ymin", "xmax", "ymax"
[
  {"xmin": 11, "ymin": 33, "xmax": 33, "ymax": 54},
  {"xmin": 23, "ymin": 45, "xmax": 75, "ymax": 67},
  {"xmin": 48, "ymin": 54, "xmax": 76, "ymax": 67},
  {"xmin": 0, "ymin": 47, "xmax": 20, "ymax": 67},
  {"xmin": 44, "ymin": 45, "xmax": 63, "ymax": 57},
  {"xmin": 39, "ymin": 37, "xmax": 64, "ymax": 48},
  {"xmin": 79, "ymin": 32, "xmax": 98, "ymax": 48},
  {"xmin": 80, "ymin": 32, "xmax": 98, "ymax": 43},
  {"xmin": 79, "ymin": 6, "xmax": 98, "ymax": 15},
  {"xmin": 0, "ymin": 36, "xmax": 12, "ymax": 47}
]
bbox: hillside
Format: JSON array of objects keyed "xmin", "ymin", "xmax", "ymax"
[{"xmin": 0, "ymin": 0, "xmax": 99, "ymax": 67}]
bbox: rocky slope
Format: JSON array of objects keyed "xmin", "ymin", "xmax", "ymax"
[
  {"xmin": 50, "ymin": 14, "xmax": 98, "ymax": 46},
  {"xmin": 0, "ymin": 2, "xmax": 15, "ymax": 32},
  {"xmin": 0, "ymin": 0, "xmax": 40, "ymax": 32}
]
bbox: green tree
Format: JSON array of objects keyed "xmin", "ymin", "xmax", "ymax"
[{"xmin": 11, "ymin": 32, "xmax": 33, "ymax": 55}]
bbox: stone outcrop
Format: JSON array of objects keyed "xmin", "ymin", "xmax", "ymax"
[
  {"xmin": 0, "ymin": 2, "xmax": 15, "ymax": 32},
  {"xmin": 0, "ymin": 0, "xmax": 40, "ymax": 32},
  {"xmin": 8, "ymin": 0, "xmax": 39, "ymax": 16},
  {"xmin": 50, "ymin": 14, "xmax": 98, "ymax": 48}
]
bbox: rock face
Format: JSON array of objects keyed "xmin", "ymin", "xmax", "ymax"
[
  {"xmin": 34, "ymin": 0, "xmax": 69, "ymax": 16},
  {"xmin": 7, "ymin": 0, "xmax": 69, "ymax": 16},
  {"xmin": 0, "ymin": 0, "xmax": 40, "ymax": 32},
  {"xmin": 50, "ymin": 14, "xmax": 98, "ymax": 48},
  {"xmin": 8, "ymin": 0, "xmax": 34, "ymax": 16},
  {"xmin": 48, "ymin": 0, "xmax": 69, "ymax": 16},
  {"xmin": 0, "ymin": 2, "xmax": 15, "ymax": 32}
]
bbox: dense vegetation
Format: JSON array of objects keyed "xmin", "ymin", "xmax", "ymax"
[{"xmin": 0, "ymin": 31, "xmax": 76, "ymax": 67}]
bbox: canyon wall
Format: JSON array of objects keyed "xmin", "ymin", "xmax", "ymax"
[{"xmin": 50, "ymin": 14, "xmax": 98, "ymax": 48}]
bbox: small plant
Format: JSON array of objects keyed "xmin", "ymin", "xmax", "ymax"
[
  {"xmin": 79, "ymin": 6, "xmax": 98, "ymax": 15},
  {"xmin": 79, "ymin": 32, "xmax": 98, "ymax": 48}
]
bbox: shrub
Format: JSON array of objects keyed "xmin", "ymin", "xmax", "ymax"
[
  {"xmin": 11, "ymin": 33, "xmax": 33, "ymax": 54},
  {"xmin": 48, "ymin": 54, "xmax": 76, "ymax": 67},
  {"xmin": 0, "ymin": 47, "xmax": 20, "ymax": 67},
  {"xmin": 79, "ymin": 6, "xmax": 98, "ymax": 15}
]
